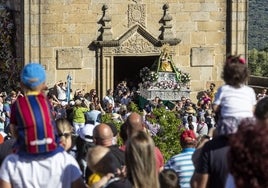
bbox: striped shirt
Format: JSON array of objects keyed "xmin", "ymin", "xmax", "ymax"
[
  {"xmin": 164, "ymin": 148, "xmax": 195, "ymax": 188},
  {"xmin": 10, "ymin": 92, "xmax": 58, "ymax": 154}
]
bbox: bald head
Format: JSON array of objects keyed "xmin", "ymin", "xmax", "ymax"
[
  {"xmin": 126, "ymin": 112, "xmax": 144, "ymax": 137},
  {"xmin": 93, "ymin": 123, "xmax": 113, "ymax": 146}
]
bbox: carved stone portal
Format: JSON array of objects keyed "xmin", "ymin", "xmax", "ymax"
[
  {"xmin": 92, "ymin": 4, "xmax": 181, "ymax": 99},
  {"xmin": 128, "ymin": 4, "xmax": 146, "ymax": 28}
]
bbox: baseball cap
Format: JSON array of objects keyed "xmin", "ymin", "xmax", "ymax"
[
  {"xmin": 180, "ymin": 130, "xmax": 196, "ymax": 144},
  {"xmin": 21, "ymin": 63, "xmax": 46, "ymax": 89}
]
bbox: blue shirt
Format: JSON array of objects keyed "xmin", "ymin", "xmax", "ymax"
[{"xmin": 164, "ymin": 148, "xmax": 195, "ymax": 188}]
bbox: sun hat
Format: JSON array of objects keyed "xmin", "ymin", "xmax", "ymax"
[
  {"xmin": 185, "ymin": 106, "xmax": 196, "ymax": 114},
  {"xmin": 78, "ymin": 124, "xmax": 95, "ymax": 142},
  {"xmin": 21, "ymin": 63, "xmax": 46, "ymax": 89}
]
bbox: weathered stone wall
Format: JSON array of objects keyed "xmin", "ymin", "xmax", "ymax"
[{"xmin": 5, "ymin": 0, "xmax": 249, "ymax": 102}]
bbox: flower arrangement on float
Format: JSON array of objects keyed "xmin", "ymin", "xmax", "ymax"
[
  {"xmin": 139, "ymin": 44, "xmax": 191, "ymax": 91},
  {"xmin": 139, "ymin": 66, "xmax": 191, "ymax": 90}
]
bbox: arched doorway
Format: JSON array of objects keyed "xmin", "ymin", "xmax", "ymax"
[{"xmin": 114, "ymin": 56, "xmax": 159, "ymax": 90}]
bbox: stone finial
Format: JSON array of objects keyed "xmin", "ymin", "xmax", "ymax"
[
  {"xmin": 99, "ymin": 4, "xmax": 112, "ymax": 41},
  {"xmin": 159, "ymin": 3, "xmax": 174, "ymax": 40}
]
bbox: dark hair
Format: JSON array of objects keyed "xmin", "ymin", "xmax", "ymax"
[
  {"xmin": 222, "ymin": 55, "xmax": 249, "ymax": 87},
  {"xmin": 120, "ymin": 122, "xmax": 128, "ymax": 144},
  {"xmin": 210, "ymin": 83, "xmax": 215, "ymax": 87},
  {"xmin": 228, "ymin": 121, "xmax": 268, "ymax": 187},
  {"xmin": 159, "ymin": 169, "xmax": 180, "ymax": 188},
  {"xmin": 187, "ymin": 115, "xmax": 193, "ymax": 122},
  {"xmin": 254, "ymin": 97, "xmax": 268, "ymax": 120}
]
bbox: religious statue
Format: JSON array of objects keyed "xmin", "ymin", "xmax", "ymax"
[{"xmin": 158, "ymin": 44, "xmax": 174, "ymax": 72}]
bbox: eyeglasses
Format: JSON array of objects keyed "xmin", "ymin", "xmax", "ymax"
[{"xmin": 58, "ymin": 132, "xmax": 72, "ymax": 138}]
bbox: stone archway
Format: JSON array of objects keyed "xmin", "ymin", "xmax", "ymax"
[
  {"xmin": 92, "ymin": 24, "xmax": 181, "ymax": 99},
  {"xmin": 113, "ymin": 56, "xmax": 159, "ymax": 90}
]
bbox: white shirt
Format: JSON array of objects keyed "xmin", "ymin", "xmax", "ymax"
[
  {"xmin": 213, "ymin": 85, "xmax": 256, "ymax": 118},
  {"xmin": 0, "ymin": 151, "xmax": 82, "ymax": 188},
  {"xmin": 56, "ymin": 85, "xmax": 67, "ymax": 100}
]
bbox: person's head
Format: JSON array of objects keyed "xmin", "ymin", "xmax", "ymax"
[
  {"xmin": 20, "ymin": 63, "xmax": 47, "ymax": 92},
  {"xmin": 125, "ymin": 131, "xmax": 160, "ymax": 188},
  {"xmin": 56, "ymin": 118, "xmax": 73, "ymax": 151},
  {"xmin": 106, "ymin": 122, "xmax": 119, "ymax": 145},
  {"xmin": 89, "ymin": 89, "xmax": 96, "ymax": 96},
  {"xmin": 89, "ymin": 103, "xmax": 96, "ymax": 111},
  {"xmin": 254, "ymin": 97, "xmax": 268, "ymax": 126},
  {"xmin": 181, "ymin": 96, "xmax": 186, "ymax": 103},
  {"xmin": 187, "ymin": 115, "xmax": 193, "ymax": 123},
  {"xmin": 87, "ymin": 145, "xmax": 120, "ymax": 175},
  {"xmin": 93, "ymin": 123, "xmax": 114, "ymax": 146},
  {"xmin": 154, "ymin": 96, "xmax": 160, "ymax": 103},
  {"xmin": 209, "ymin": 82, "xmax": 216, "ymax": 91},
  {"xmin": 93, "ymin": 95, "xmax": 100, "ymax": 103},
  {"xmin": 120, "ymin": 122, "xmax": 128, "ymax": 145},
  {"xmin": 261, "ymin": 88, "xmax": 267, "ymax": 94},
  {"xmin": 107, "ymin": 89, "xmax": 113, "ymax": 96},
  {"xmin": 180, "ymin": 129, "xmax": 197, "ymax": 148},
  {"xmin": 159, "ymin": 169, "xmax": 180, "ymax": 188},
  {"xmin": 185, "ymin": 106, "xmax": 195, "ymax": 115},
  {"xmin": 222, "ymin": 55, "xmax": 249, "ymax": 87},
  {"xmin": 75, "ymin": 99, "xmax": 82, "ymax": 107},
  {"xmin": 126, "ymin": 112, "xmax": 145, "ymax": 137},
  {"xmin": 228, "ymin": 120, "xmax": 268, "ymax": 187}
]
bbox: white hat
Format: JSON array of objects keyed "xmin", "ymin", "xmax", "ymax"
[
  {"xmin": 61, "ymin": 101, "xmax": 68, "ymax": 106},
  {"xmin": 69, "ymin": 100, "xmax": 75, "ymax": 106},
  {"xmin": 78, "ymin": 124, "xmax": 95, "ymax": 142}
]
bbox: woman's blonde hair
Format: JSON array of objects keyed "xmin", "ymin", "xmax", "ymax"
[
  {"xmin": 126, "ymin": 131, "xmax": 160, "ymax": 188},
  {"xmin": 56, "ymin": 118, "xmax": 73, "ymax": 150}
]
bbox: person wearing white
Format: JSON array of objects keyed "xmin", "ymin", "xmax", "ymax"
[
  {"xmin": 55, "ymin": 81, "xmax": 67, "ymax": 102},
  {"xmin": 0, "ymin": 150, "xmax": 86, "ymax": 188},
  {"xmin": 214, "ymin": 85, "xmax": 256, "ymax": 118},
  {"xmin": 213, "ymin": 84, "xmax": 256, "ymax": 135}
]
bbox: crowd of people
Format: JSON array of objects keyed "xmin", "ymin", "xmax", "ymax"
[{"xmin": 0, "ymin": 54, "xmax": 267, "ymax": 188}]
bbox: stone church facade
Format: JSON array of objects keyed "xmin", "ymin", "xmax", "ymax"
[{"xmin": 4, "ymin": 0, "xmax": 248, "ymax": 102}]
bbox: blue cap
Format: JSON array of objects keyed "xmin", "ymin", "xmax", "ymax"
[{"xmin": 21, "ymin": 63, "xmax": 46, "ymax": 89}]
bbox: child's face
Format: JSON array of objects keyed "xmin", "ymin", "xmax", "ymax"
[{"xmin": 60, "ymin": 133, "xmax": 72, "ymax": 151}]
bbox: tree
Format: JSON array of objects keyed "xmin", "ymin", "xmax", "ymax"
[{"xmin": 248, "ymin": 48, "xmax": 268, "ymax": 77}]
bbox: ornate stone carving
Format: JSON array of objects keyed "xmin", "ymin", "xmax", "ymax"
[
  {"xmin": 128, "ymin": 4, "xmax": 146, "ymax": 28},
  {"xmin": 112, "ymin": 33, "xmax": 159, "ymax": 54}
]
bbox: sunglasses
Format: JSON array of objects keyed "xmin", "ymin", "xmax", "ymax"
[{"xmin": 58, "ymin": 132, "xmax": 72, "ymax": 138}]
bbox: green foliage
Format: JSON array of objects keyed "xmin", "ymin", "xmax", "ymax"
[
  {"xmin": 249, "ymin": 0, "xmax": 268, "ymax": 50},
  {"xmin": 248, "ymin": 48, "xmax": 268, "ymax": 77},
  {"xmin": 150, "ymin": 107, "xmax": 184, "ymax": 161},
  {"xmin": 0, "ymin": 6, "xmax": 21, "ymax": 91},
  {"xmin": 101, "ymin": 113, "xmax": 124, "ymax": 146},
  {"xmin": 101, "ymin": 103, "xmax": 184, "ymax": 161}
]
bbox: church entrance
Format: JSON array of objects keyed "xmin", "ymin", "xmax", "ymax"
[{"xmin": 114, "ymin": 56, "xmax": 159, "ymax": 90}]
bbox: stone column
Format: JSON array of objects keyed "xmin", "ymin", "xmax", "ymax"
[
  {"xmin": 231, "ymin": 0, "xmax": 248, "ymax": 58},
  {"xmin": 24, "ymin": 0, "xmax": 41, "ymax": 64}
]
